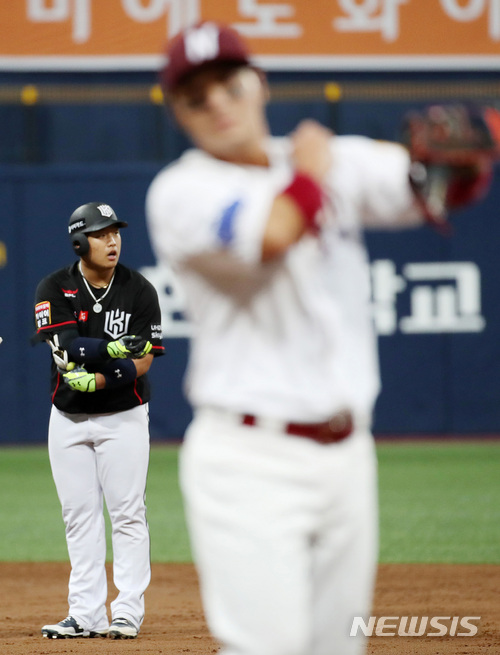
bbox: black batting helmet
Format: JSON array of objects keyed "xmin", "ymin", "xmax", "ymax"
[{"xmin": 68, "ymin": 202, "xmax": 128, "ymax": 256}]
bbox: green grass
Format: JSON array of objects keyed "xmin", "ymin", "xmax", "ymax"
[
  {"xmin": 0, "ymin": 441, "xmax": 499, "ymax": 563},
  {"xmin": 0, "ymin": 446, "xmax": 67, "ymax": 561},
  {"xmin": 0, "ymin": 444, "xmax": 191, "ymax": 562},
  {"xmin": 146, "ymin": 445, "xmax": 192, "ymax": 562},
  {"xmin": 377, "ymin": 440, "xmax": 500, "ymax": 563}
]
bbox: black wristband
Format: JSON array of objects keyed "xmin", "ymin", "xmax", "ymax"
[
  {"xmin": 102, "ymin": 359, "xmax": 137, "ymax": 388},
  {"xmin": 67, "ymin": 336, "xmax": 109, "ymax": 363}
]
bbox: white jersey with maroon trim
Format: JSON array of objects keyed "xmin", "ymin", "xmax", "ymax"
[{"xmin": 146, "ymin": 135, "xmax": 420, "ymax": 422}]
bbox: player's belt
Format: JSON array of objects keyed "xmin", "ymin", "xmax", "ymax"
[{"xmin": 240, "ymin": 409, "xmax": 354, "ymax": 445}]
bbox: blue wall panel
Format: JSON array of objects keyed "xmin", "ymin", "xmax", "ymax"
[
  {"xmin": 0, "ymin": 178, "xmax": 23, "ymax": 443},
  {"xmin": 1, "ymin": 163, "xmax": 500, "ymax": 443}
]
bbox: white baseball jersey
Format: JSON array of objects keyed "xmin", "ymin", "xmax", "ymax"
[{"xmin": 146, "ymin": 135, "xmax": 422, "ymax": 422}]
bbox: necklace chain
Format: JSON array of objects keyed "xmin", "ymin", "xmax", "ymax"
[{"xmin": 78, "ymin": 261, "xmax": 116, "ymax": 313}]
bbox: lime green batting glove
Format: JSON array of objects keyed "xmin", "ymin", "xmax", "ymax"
[
  {"xmin": 106, "ymin": 335, "xmax": 152, "ymax": 359},
  {"xmin": 63, "ymin": 365, "xmax": 97, "ymax": 392}
]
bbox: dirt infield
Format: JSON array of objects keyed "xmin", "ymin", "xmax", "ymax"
[{"xmin": 0, "ymin": 562, "xmax": 498, "ymax": 654}]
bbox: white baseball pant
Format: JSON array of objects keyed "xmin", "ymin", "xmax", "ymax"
[
  {"xmin": 180, "ymin": 407, "xmax": 378, "ymax": 655},
  {"xmin": 48, "ymin": 404, "xmax": 151, "ymax": 632}
]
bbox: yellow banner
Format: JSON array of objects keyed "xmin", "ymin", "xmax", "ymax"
[{"xmin": 0, "ymin": 1, "xmax": 499, "ymax": 70}]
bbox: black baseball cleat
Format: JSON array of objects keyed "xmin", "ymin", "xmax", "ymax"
[
  {"xmin": 108, "ymin": 617, "xmax": 139, "ymax": 639},
  {"xmin": 41, "ymin": 615, "xmax": 108, "ymax": 639}
]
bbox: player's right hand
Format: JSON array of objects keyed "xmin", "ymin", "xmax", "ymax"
[
  {"xmin": 107, "ymin": 335, "xmax": 152, "ymax": 359},
  {"xmin": 47, "ymin": 334, "xmax": 75, "ymax": 372},
  {"xmin": 62, "ymin": 366, "xmax": 97, "ymax": 392},
  {"xmin": 290, "ymin": 120, "xmax": 333, "ymax": 184}
]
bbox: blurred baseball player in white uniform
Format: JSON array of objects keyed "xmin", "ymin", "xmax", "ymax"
[{"xmin": 146, "ymin": 21, "xmax": 498, "ymax": 655}]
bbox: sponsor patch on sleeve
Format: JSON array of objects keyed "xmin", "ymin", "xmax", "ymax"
[
  {"xmin": 151, "ymin": 324, "xmax": 163, "ymax": 339},
  {"xmin": 35, "ymin": 301, "xmax": 51, "ymax": 330}
]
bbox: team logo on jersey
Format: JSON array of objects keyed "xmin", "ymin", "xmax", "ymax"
[
  {"xmin": 97, "ymin": 204, "xmax": 114, "ymax": 218},
  {"xmin": 104, "ymin": 309, "xmax": 131, "ymax": 339},
  {"xmin": 78, "ymin": 311, "xmax": 88, "ymax": 322},
  {"xmin": 35, "ymin": 301, "xmax": 51, "ymax": 329},
  {"xmin": 62, "ymin": 288, "xmax": 78, "ymax": 298}
]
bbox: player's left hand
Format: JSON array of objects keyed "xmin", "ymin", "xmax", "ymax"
[
  {"xmin": 62, "ymin": 366, "xmax": 97, "ymax": 392},
  {"xmin": 107, "ymin": 335, "xmax": 152, "ymax": 359},
  {"xmin": 403, "ymin": 104, "xmax": 500, "ymax": 229}
]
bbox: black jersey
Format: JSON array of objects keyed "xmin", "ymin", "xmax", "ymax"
[{"xmin": 34, "ymin": 261, "xmax": 164, "ymax": 414}]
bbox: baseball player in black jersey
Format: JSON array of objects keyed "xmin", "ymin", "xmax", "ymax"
[{"xmin": 33, "ymin": 202, "xmax": 164, "ymax": 640}]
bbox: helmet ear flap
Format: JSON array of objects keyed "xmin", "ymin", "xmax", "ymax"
[{"xmin": 71, "ymin": 232, "xmax": 90, "ymax": 256}]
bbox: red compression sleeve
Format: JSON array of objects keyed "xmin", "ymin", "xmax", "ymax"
[{"xmin": 282, "ymin": 172, "xmax": 323, "ymax": 233}]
